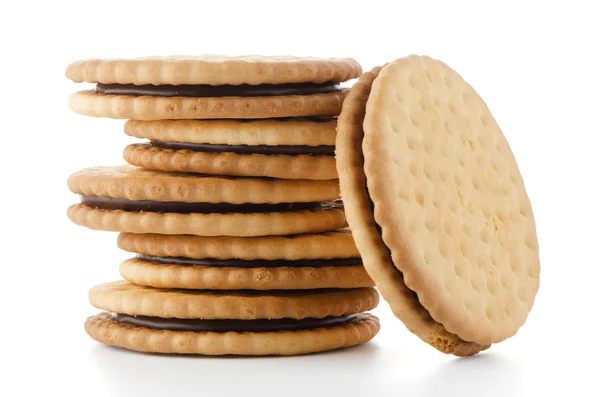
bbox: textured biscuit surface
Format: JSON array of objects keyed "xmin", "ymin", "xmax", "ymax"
[
  {"xmin": 336, "ymin": 67, "xmax": 488, "ymax": 356},
  {"xmin": 117, "ymin": 231, "xmax": 359, "ymax": 260},
  {"xmin": 123, "ymin": 144, "xmax": 337, "ymax": 180},
  {"xmin": 69, "ymin": 90, "xmax": 347, "ymax": 120},
  {"xmin": 68, "ymin": 204, "xmax": 347, "ymax": 236},
  {"xmin": 65, "ymin": 55, "xmax": 362, "ymax": 85},
  {"xmin": 89, "ymin": 281, "xmax": 379, "ymax": 319},
  {"xmin": 363, "ymin": 56, "xmax": 540, "ymax": 345},
  {"xmin": 125, "ymin": 119, "xmax": 337, "ymax": 146},
  {"xmin": 85, "ymin": 312, "xmax": 380, "ymax": 355},
  {"xmin": 120, "ymin": 257, "xmax": 374, "ymax": 290},
  {"xmin": 68, "ymin": 165, "xmax": 340, "ymax": 203}
]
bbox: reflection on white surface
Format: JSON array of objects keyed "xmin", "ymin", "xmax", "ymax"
[
  {"xmin": 90, "ymin": 340, "xmax": 522, "ymax": 397},
  {"xmin": 413, "ymin": 354, "xmax": 523, "ymax": 397},
  {"xmin": 91, "ymin": 341, "xmax": 381, "ymax": 396}
]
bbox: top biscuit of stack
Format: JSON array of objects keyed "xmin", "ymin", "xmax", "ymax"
[{"xmin": 65, "ymin": 55, "xmax": 362, "ymax": 120}]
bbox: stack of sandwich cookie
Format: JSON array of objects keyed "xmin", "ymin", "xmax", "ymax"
[
  {"xmin": 123, "ymin": 118, "xmax": 338, "ymax": 179},
  {"xmin": 66, "ymin": 56, "xmax": 358, "ymax": 180},
  {"xmin": 117, "ymin": 231, "xmax": 374, "ymax": 290},
  {"xmin": 66, "ymin": 55, "xmax": 380, "ymax": 355}
]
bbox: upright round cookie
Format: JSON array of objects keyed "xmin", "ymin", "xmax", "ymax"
[
  {"xmin": 337, "ymin": 66, "xmax": 488, "ymax": 356},
  {"xmin": 123, "ymin": 118, "xmax": 338, "ymax": 179},
  {"xmin": 86, "ymin": 281, "xmax": 380, "ymax": 355},
  {"xmin": 338, "ymin": 56, "xmax": 540, "ymax": 353},
  {"xmin": 66, "ymin": 56, "xmax": 361, "ymax": 120},
  {"xmin": 67, "ymin": 166, "xmax": 347, "ymax": 236},
  {"xmin": 117, "ymin": 231, "xmax": 373, "ymax": 290}
]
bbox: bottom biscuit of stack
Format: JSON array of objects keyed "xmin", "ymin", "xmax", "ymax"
[{"xmin": 85, "ymin": 231, "xmax": 380, "ymax": 355}]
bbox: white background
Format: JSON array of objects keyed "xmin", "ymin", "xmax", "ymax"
[{"xmin": 2, "ymin": 1, "xmax": 598, "ymax": 396}]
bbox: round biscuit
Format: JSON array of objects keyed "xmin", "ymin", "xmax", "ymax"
[
  {"xmin": 124, "ymin": 119, "xmax": 337, "ymax": 146},
  {"xmin": 117, "ymin": 231, "xmax": 359, "ymax": 260},
  {"xmin": 337, "ymin": 66, "xmax": 489, "ymax": 356},
  {"xmin": 68, "ymin": 165, "xmax": 340, "ymax": 203},
  {"xmin": 68, "ymin": 90, "xmax": 347, "ymax": 120},
  {"xmin": 65, "ymin": 55, "xmax": 362, "ymax": 85},
  {"xmin": 123, "ymin": 144, "xmax": 337, "ymax": 180},
  {"xmin": 85, "ymin": 312, "xmax": 379, "ymax": 355},
  {"xmin": 89, "ymin": 281, "xmax": 380, "ymax": 319},
  {"xmin": 119, "ymin": 257, "xmax": 374, "ymax": 290},
  {"xmin": 67, "ymin": 204, "xmax": 348, "ymax": 237},
  {"xmin": 362, "ymin": 55, "xmax": 540, "ymax": 345}
]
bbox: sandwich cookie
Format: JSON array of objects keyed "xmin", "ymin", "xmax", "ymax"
[
  {"xmin": 117, "ymin": 231, "xmax": 373, "ymax": 290},
  {"xmin": 337, "ymin": 67, "xmax": 487, "ymax": 356},
  {"xmin": 123, "ymin": 118, "xmax": 338, "ymax": 179},
  {"xmin": 67, "ymin": 165, "xmax": 347, "ymax": 236},
  {"xmin": 86, "ymin": 281, "xmax": 380, "ymax": 355},
  {"xmin": 65, "ymin": 56, "xmax": 361, "ymax": 120},
  {"xmin": 336, "ymin": 57, "xmax": 540, "ymax": 355}
]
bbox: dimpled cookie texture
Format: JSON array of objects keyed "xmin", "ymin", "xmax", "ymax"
[
  {"xmin": 363, "ymin": 55, "xmax": 540, "ymax": 345},
  {"xmin": 336, "ymin": 66, "xmax": 488, "ymax": 355}
]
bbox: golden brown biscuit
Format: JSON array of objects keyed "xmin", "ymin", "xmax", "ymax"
[
  {"xmin": 336, "ymin": 66, "xmax": 488, "ymax": 356},
  {"xmin": 67, "ymin": 204, "xmax": 347, "ymax": 237},
  {"xmin": 123, "ymin": 144, "xmax": 337, "ymax": 180},
  {"xmin": 119, "ymin": 256, "xmax": 374, "ymax": 290},
  {"xmin": 117, "ymin": 231, "xmax": 359, "ymax": 260},
  {"xmin": 85, "ymin": 312, "xmax": 380, "ymax": 355},
  {"xmin": 89, "ymin": 281, "xmax": 379, "ymax": 319},
  {"xmin": 362, "ymin": 56, "xmax": 539, "ymax": 345},
  {"xmin": 68, "ymin": 165, "xmax": 340, "ymax": 203},
  {"xmin": 65, "ymin": 55, "xmax": 362, "ymax": 85},
  {"xmin": 68, "ymin": 90, "xmax": 348, "ymax": 120},
  {"xmin": 124, "ymin": 119, "xmax": 337, "ymax": 146}
]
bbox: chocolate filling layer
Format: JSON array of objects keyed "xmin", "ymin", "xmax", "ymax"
[
  {"xmin": 136, "ymin": 254, "xmax": 363, "ymax": 268},
  {"xmin": 81, "ymin": 196, "xmax": 341, "ymax": 214},
  {"xmin": 95, "ymin": 82, "xmax": 341, "ymax": 97},
  {"xmin": 113, "ymin": 313, "xmax": 355, "ymax": 332},
  {"xmin": 149, "ymin": 141, "xmax": 335, "ymax": 156}
]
